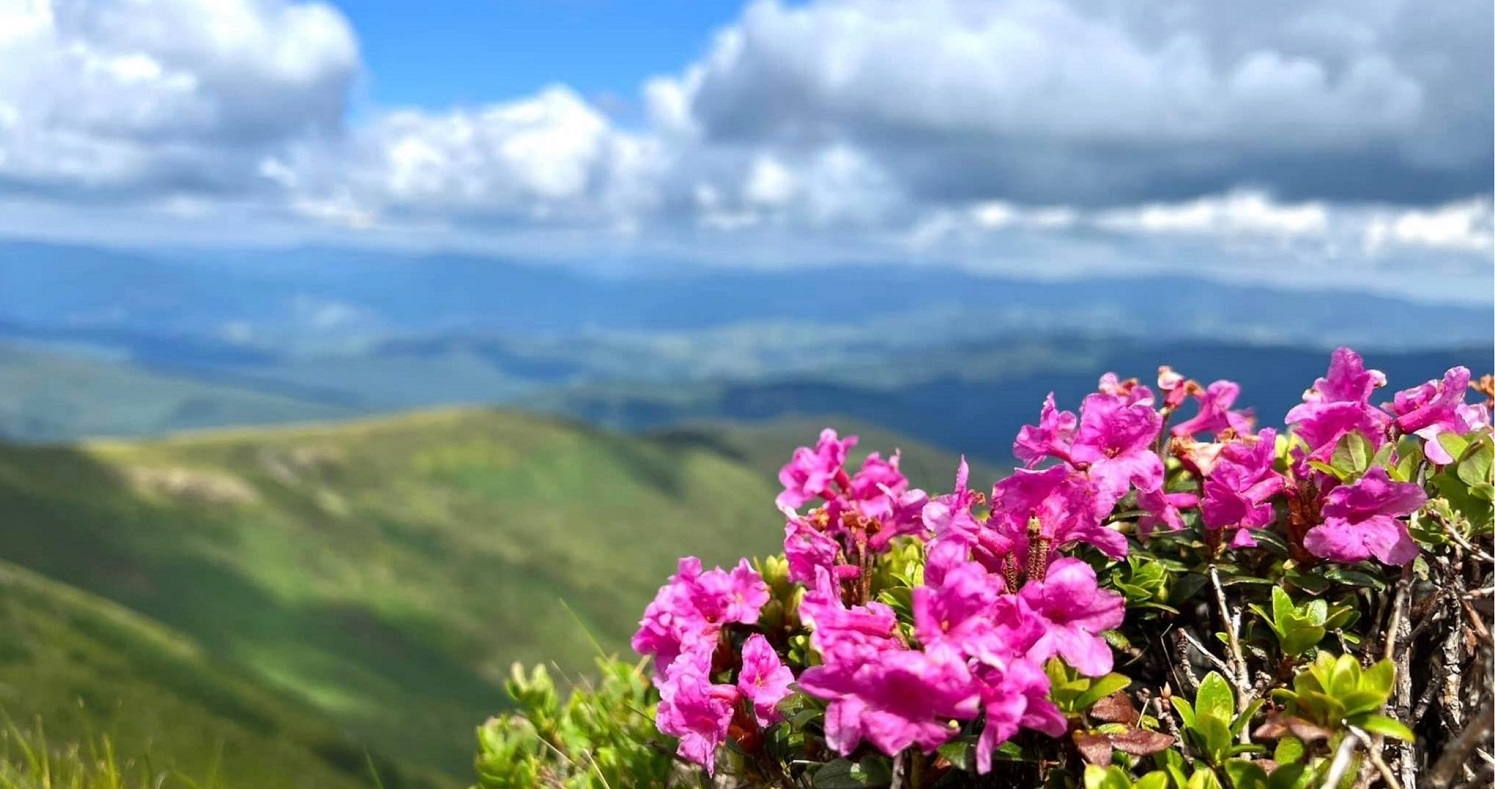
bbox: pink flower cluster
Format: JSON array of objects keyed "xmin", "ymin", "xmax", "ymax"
[
  {"xmin": 780, "ymin": 429, "xmax": 932, "ymax": 598},
  {"xmin": 631, "ymin": 347, "xmax": 1489, "ymax": 775},
  {"xmin": 772, "ymin": 429, "xmax": 1128, "ymax": 771},
  {"xmin": 1280, "ymin": 349, "xmax": 1487, "ymax": 564},
  {"xmin": 631, "ymin": 558, "xmax": 793, "ymax": 774}
]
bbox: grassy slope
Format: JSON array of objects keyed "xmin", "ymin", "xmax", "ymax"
[
  {"xmin": 0, "ymin": 558, "xmax": 398, "ymax": 789},
  {"xmin": 0, "ymin": 342, "xmax": 358, "ymax": 442},
  {"xmin": 0, "ymin": 409, "xmax": 963, "ymax": 783}
]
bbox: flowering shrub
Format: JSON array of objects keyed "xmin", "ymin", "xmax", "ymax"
[{"xmin": 475, "ymin": 348, "xmax": 1494, "ymax": 789}]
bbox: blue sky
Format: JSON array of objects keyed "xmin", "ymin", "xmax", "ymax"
[
  {"xmin": 337, "ymin": 0, "xmax": 740, "ymax": 116},
  {"xmin": 0, "ymin": 0, "xmax": 1490, "ymax": 302}
]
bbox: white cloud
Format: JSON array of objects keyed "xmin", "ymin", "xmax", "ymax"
[
  {"xmin": 0, "ymin": 0, "xmax": 357, "ymax": 193},
  {"xmin": 1094, "ymin": 192, "xmax": 1330, "ymax": 237},
  {"xmin": 0, "ymin": 0, "xmax": 1488, "ymax": 305},
  {"xmin": 1363, "ymin": 197, "xmax": 1494, "ymax": 253},
  {"xmin": 270, "ymin": 86, "xmax": 663, "ymax": 227},
  {"xmin": 670, "ymin": 0, "xmax": 1489, "ymax": 205}
]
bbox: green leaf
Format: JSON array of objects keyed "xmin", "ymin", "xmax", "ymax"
[
  {"xmin": 1274, "ymin": 735, "xmax": 1306, "ymax": 765},
  {"xmin": 812, "ymin": 758, "xmax": 885, "ymax": 788},
  {"xmin": 1195, "ymin": 715, "xmax": 1235, "ymax": 763},
  {"xmin": 1280, "ymin": 626, "xmax": 1326, "ymax": 657},
  {"xmin": 1362, "ymin": 661, "xmax": 1394, "ymax": 700},
  {"xmin": 1195, "ymin": 673, "xmax": 1235, "ymax": 723},
  {"xmin": 1457, "ymin": 440, "xmax": 1493, "ymax": 488},
  {"xmin": 1357, "ymin": 714, "xmax": 1415, "ymax": 743},
  {"xmin": 1077, "ymin": 674, "xmax": 1134, "ymax": 710},
  {"xmin": 1223, "ymin": 759, "xmax": 1270, "ymax": 789},
  {"xmin": 1270, "ymin": 587, "xmax": 1294, "ymax": 627},
  {"xmin": 1186, "ymin": 767, "xmax": 1224, "ymax": 789},
  {"xmin": 1331, "ymin": 431, "xmax": 1373, "ymax": 474},
  {"xmin": 1437, "ymin": 433, "xmax": 1471, "ymax": 465},
  {"xmin": 1136, "ymin": 772, "xmax": 1171, "ymax": 789},
  {"xmin": 1084, "ymin": 765, "xmax": 1134, "ymax": 789},
  {"xmin": 1171, "ymin": 697, "xmax": 1196, "ymax": 730}
]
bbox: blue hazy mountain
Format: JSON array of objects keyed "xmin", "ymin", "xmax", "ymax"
[{"xmin": 1, "ymin": 240, "xmax": 1489, "ymax": 445}]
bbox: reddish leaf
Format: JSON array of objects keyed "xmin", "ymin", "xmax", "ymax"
[
  {"xmin": 1090, "ymin": 691, "xmax": 1141, "ymax": 725},
  {"xmin": 1110, "ymin": 728, "xmax": 1175, "ymax": 756},
  {"xmin": 1073, "ymin": 731, "xmax": 1114, "ymax": 767}
]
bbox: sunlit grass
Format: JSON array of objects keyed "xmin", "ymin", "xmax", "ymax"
[{"xmin": 0, "ymin": 717, "xmax": 222, "ymax": 789}]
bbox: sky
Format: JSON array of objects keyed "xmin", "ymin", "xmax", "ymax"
[{"xmin": 0, "ymin": 0, "xmax": 1491, "ymax": 302}]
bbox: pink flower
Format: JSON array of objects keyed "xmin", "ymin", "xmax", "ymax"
[
  {"xmin": 1200, "ymin": 429, "xmax": 1285, "ymax": 549},
  {"xmin": 1304, "ymin": 467, "xmax": 1427, "ymax": 566},
  {"xmin": 1384, "ymin": 366, "xmax": 1480, "ymax": 464},
  {"xmin": 922, "ymin": 458, "xmax": 1001, "ymax": 584},
  {"xmin": 1302, "ymin": 347, "xmax": 1388, "ymax": 405},
  {"xmin": 801, "ymin": 646, "xmax": 980, "ymax": 757},
  {"xmin": 867, "ymin": 486, "xmax": 932, "ymax": 552},
  {"xmin": 1158, "ymin": 366, "xmax": 1191, "ymax": 410},
  {"xmin": 1014, "ymin": 394, "xmax": 1078, "ymax": 466},
  {"xmin": 1171, "ymin": 380, "xmax": 1254, "ymax": 438},
  {"xmin": 1289, "ymin": 401, "xmax": 1388, "ymax": 465},
  {"xmin": 632, "ymin": 557, "xmax": 769, "ymax": 676},
  {"xmin": 777, "ymin": 428, "xmax": 857, "ymax": 510},
  {"xmin": 738, "ymin": 634, "xmax": 795, "ymax": 727},
  {"xmin": 1018, "ymin": 557, "xmax": 1125, "ymax": 676},
  {"xmin": 655, "ymin": 657, "xmax": 739, "ymax": 775},
  {"xmin": 783, "ymin": 515, "xmax": 840, "ymax": 585},
  {"xmin": 1136, "ymin": 487, "xmax": 1197, "ymax": 538},
  {"xmin": 1098, "ymin": 373, "xmax": 1156, "ymax": 407},
  {"xmin": 913, "ymin": 561, "xmax": 1002, "ymax": 652},
  {"xmin": 990, "ymin": 467, "xmax": 1127, "ymax": 562},
  {"xmin": 1069, "ymin": 393, "xmax": 1165, "ymax": 510},
  {"xmin": 973, "ymin": 655, "xmax": 1067, "ymax": 773},
  {"xmin": 1286, "ymin": 349, "xmax": 1391, "ymax": 462}
]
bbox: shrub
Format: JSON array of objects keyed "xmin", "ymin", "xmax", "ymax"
[{"xmin": 478, "ymin": 347, "xmax": 1493, "ymax": 789}]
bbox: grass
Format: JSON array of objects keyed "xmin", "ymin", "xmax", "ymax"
[
  {"xmin": 0, "ymin": 559, "xmax": 396, "ymax": 789},
  {"xmin": 0, "ymin": 408, "xmax": 973, "ymax": 785}
]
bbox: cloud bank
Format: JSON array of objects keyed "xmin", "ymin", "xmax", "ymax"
[{"xmin": 0, "ymin": 0, "xmax": 1490, "ymax": 301}]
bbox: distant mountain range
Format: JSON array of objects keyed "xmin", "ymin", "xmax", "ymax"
[{"xmin": 1, "ymin": 240, "xmax": 1489, "ymax": 446}]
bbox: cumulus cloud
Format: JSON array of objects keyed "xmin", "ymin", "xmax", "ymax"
[
  {"xmin": 0, "ymin": 0, "xmax": 358, "ymax": 195},
  {"xmin": 265, "ymin": 86, "xmax": 663, "ymax": 230},
  {"xmin": 0, "ymin": 0, "xmax": 1489, "ymax": 302},
  {"xmin": 665, "ymin": 0, "xmax": 1491, "ymax": 206}
]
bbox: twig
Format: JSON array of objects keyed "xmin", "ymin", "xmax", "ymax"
[
  {"xmin": 1438, "ymin": 517, "xmax": 1495, "ymax": 563},
  {"xmin": 1169, "ymin": 630, "xmax": 1201, "ymax": 695},
  {"xmin": 1439, "ymin": 587, "xmax": 1467, "ymax": 739},
  {"xmin": 1178, "ymin": 629, "xmax": 1234, "ymax": 676},
  {"xmin": 1209, "ymin": 565, "xmax": 1254, "ymax": 714},
  {"xmin": 1388, "ymin": 567, "xmax": 1417, "ymax": 789},
  {"xmin": 1321, "ymin": 734, "xmax": 1359, "ymax": 789},
  {"xmin": 1428, "ymin": 697, "xmax": 1495, "ymax": 788},
  {"xmin": 1348, "ymin": 726, "xmax": 1402, "ymax": 789}
]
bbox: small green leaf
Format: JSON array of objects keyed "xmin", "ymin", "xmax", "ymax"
[
  {"xmin": 1077, "ymin": 674, "xmax": 1134, "ymax": 710},
  {"xmin": 1280, "ymin": 626, "xmax": 1326, "ymax": 657},
  {"xmin": 1195, "ymin": 673, "xmax": 1235, "ymax": 723},
  {"xmin": 1171, "ymin": 697, "xmax": 1196, "ymax": 730},
  {"xmin": 1332, "ymin": 431, "xmax": 1373, "ymax": 473},
  {"xmin": 1357, "ymin": 714, "xmax": 1415, "ymax": 743},
  {"xmin": 1186, "ymin": 767, "xmax": 1224, "ymax": 789},
  {"xmin": 1274, "ymin": 735, "xmax": 1306, "ymax": 765},
  {"xmin": 1270, "ymin": 587, "xmax": 1294, "ymax": 627},
  {"xmin": 1362, "ymin": 660, "xmax": 1394, "ymax": 699},
  {"xmin": 1437, "ymin": 433, "xmax": 1471, "ymax": 465},
  {"xmin": 1136, "ymin": 772, "xmax": 1171, "ymax": 789},
  {"xmin": 1223, "ymin": 759, "xmax": 1270, "ymax": 789}
]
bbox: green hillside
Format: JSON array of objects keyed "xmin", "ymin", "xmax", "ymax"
[
  {"xmin": 0, "ymin": 341, "xmax": 359, "ymax": 442},
  {"xmin": 0, "ymin": 557, "xmax": 399, "ymax": 789},
  {"xmin": 0, "ymin": 409, "xmax": 973, "ymax": 784}
]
